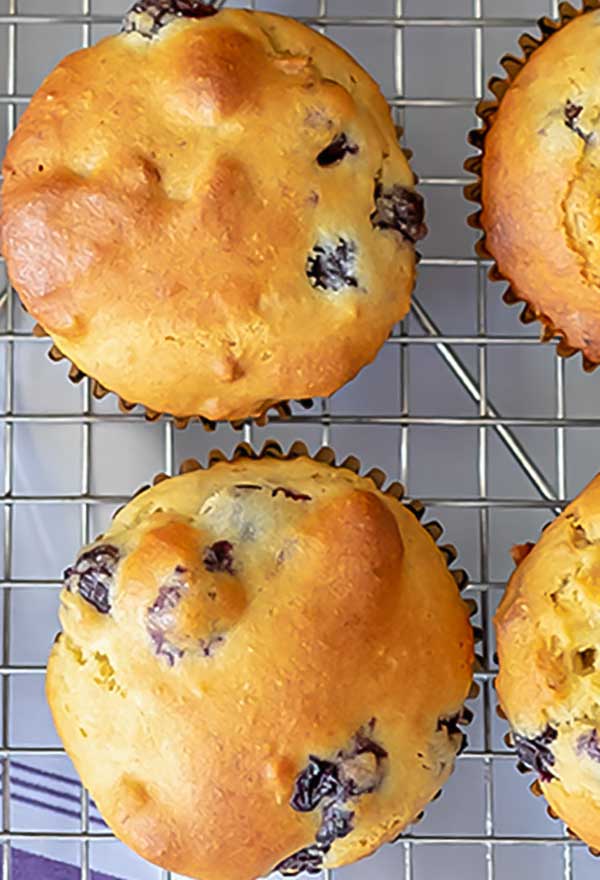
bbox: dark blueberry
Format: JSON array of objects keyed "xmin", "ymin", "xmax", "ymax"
[
  {"xmin": 306, "ymin": 239, "xmax": 358, "ymax": 292},
  {"xmin": 565, "ymin": 100, "xmax": 583, "ymax": 126},
  {"xmin": 272, "ymin": 487, "xmax": 312, "ymax": 502},
  {"xmin": 352, "ymin": 722, "xmax": 389, "ymax": 762},
  {"xmin": 146, "ymin": 570, "xmax": 188, "ymax": 664},
  {"xmin": 291, "ymin": 757, "xmax": 341, "ymax": 812},
  {"xmin": 275, "ymin": 845, "xmax": 329, "ymax": 876},
  {"xmin": 316, "ymin": 804, "xmax": 354, "ymax": 847},
  {"xmin": 203, "ymin": 540, "xmax": 235, "ymax": 575},
  {"xmin": 513, "ymin": 725, "xmax": 557, "ymax": 783},
  {"xmin": 371, "ymin": 182, "xmax": 427, "ymax": 244},
  {"xmin": 234, "ymin": 484, "xmax": 264, "ymax": 492},
  {"xmin": 337, "ymin": 724, "xmax": 388, "ymax": 797},
  {"xmin": 123, "ymin": 0, "xmax": 216, "ymax": 38},
  {"xmin": 577, "ymin": 729, "xmax": 600, "ymax": 762},
  {"xmin": 574, "ymin": 647, "xmax": 596, "ymax": 675},
  {"xmin": 64, "ymin": 544, "xmax": 119, "ymax": 615},
  {"xmin": 317, "ymin": 133, "xmax": 359, "ymax": 167},
  {"xmin": 147, "ymin": 625, "xmax": 184, "ymax": 667},
  {"xmin": 564, "ymin": 100, "xmax": 593, "ymax": 144},
  {"xmin": 289, "ymin": 722, "xmax": 387, "ymax": 858},
  {"xmin": 150, "ymin": 583, "xmax": 184, "ymax": 616},
  {"xmin": 199, "ymin": 634, "xmax": 225, "ymax": 657},
  {"xmin": 292, "ymin": 723, "xmax": 389, "ymax": 817}
]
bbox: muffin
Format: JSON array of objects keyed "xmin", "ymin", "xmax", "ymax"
[
  {"xmin": 467, "ymin": 2, "xmax": 600, "ymax": 367},
  {"xmin": 47, "ymin": 442, "xmax": 474, "ymax": 880},
  {"xmin": 496, "ymin": 473, "xmax": 600, "ymax": 849},
  {"xmin": 0, "ymin": 0, "xmax": 425, "ymax": 424}
]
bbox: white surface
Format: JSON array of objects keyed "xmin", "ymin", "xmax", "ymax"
[{"xmin": 2, "ymin": 1, "xmax": 599, "ymax": 878}]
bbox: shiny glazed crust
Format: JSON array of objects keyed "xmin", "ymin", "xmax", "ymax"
[
  {"xmin": 480, "ymin": 7, "xmax": 600, "ymax": 364},
  {"xmin": 0, "ymin": 6, "xmax": 420, "ymax": 421},
  {"xmin": 496, "ymin": 474, "xmax": 600, "ymax": 850},
  {"xmin": 47, "ymin": 451, "xmax": 473, "ymax": 880}
]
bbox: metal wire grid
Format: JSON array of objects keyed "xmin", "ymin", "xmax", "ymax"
[{"xmin": 0, "ymin": 0, "xmax": 594, "ymax": 878}]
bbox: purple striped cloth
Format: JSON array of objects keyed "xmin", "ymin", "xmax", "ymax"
[{"xmin": 13, "ymin": 848, "xmax": 122, "ymax": 880}]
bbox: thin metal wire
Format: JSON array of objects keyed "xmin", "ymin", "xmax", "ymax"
[
  {"xmin": 409, "ymin": 299, "xmax": 561, "ymax": 508},
  {"xmin": 0, "ymin": 493, "xmax": 577, "ymax": 508},
  {"xmin": 1, "ymin": 4, "xmax": 17, "ymax": 878},
  {"xmin": 79, "ymin": 7, "xmax": 92, "ymax": 880},
  {"xmin": 0, "ymin": 14, "xmax": 557, "ymax": 27},
  {"xmin": 316, "ymin": 0, "xmax": 330, "ymax": 455},
  {"xmin": 396, "ymin": 4, "xmax": 413, "ymax": 879},
  {"xmin": 472, "ymin": 4, "xmax": 495, "ymax": 877},
  {"xmin": 0, "ymin": 830, "xmax": 586, "ymax": 845},
  {"xmin": 0, "ymin": 330, "xmax": 560, "ymax": 344},
  {"xmin": 0, "ymin": 0, "xmax": 586, "ymax": 877},
  {"xmin": 546, "ymin": 0, "xmax": 575, "ymax": 875},
  {"xmin": 0, "ymin": 412, "xmax": 599, "ymax": 428}
]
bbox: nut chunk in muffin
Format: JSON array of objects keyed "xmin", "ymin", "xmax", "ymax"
[
  {"xmin": 496, "ymin": 473, "xmax": 600, "ymax": 850},
  {"xmin": 48, "ymin": 449, "xmax": 472, "ymax": 880},
  {"xmin": 1, "ymin": 1, "xmax": 425, "ymax": 422}
]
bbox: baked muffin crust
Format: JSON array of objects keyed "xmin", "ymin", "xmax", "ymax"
[
  {"xmin": 496, "ymin": 474, "xmax": 600, "ymax": 849},
  {"xmin": 480, "ymin": 8, "xmax": 600, "ymax": 364},
  {"xmin": 1, "ymin": 2, "xmax": 424, "ymax": 420},
  {"xmin": 48, "ymin": 451, "xmax": 473, "ymax": 880}
]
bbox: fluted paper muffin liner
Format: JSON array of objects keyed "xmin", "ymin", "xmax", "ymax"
[
  {"xmin": 102, "ymin": 437, "xmax": 480, "ymax": 851},
  {"xmin": 34, "ymin": 323, "xmax": 313, "ymax": 431},
  {"xmin": 495, "ymin": 539, "xmax": 594, "ymax": 854},
  {"xmin": 500, "ymin": 717, "xmax": 598, "ymax": 853},
  {"xmin": 464, "ymin": 0, "xmax": 600, "ymax": 372}
]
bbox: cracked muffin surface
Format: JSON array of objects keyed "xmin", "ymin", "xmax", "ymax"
[
  {"xmin": 47, "ymin": 453, "xmax": 473, "ymax": 880},
  {"xmin": 0, "ymin": 1, "xmax": 424, "ymax": 421},
  {"xmin": 480, "ymin": 9, "xmax": 600, "ymax": 364},
  {"xmin": 495, "ymin": 473, "xmax": 600, "ymax": 848}
]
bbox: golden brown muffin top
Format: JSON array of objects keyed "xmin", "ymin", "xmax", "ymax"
[
  {"xmin": 47, "ymin": 454, "xmax": 473, "ymax": 880},
  {"xmin": 481, "ymin": 9, "xmax": 600, "ymax": 364},
  {"xmin": 1, "ymin": 3, "xmax": 423, "ymax": 420},
  {"xmin": 496, "ymin": 474, "xmax": 600, "ymax": 850}
]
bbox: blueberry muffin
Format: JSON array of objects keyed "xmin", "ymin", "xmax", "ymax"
[
  {"xmin": 496, "ymin": 473, "xmax": 600, "ymax": 849},
  {"xmin": 0, "ymin": 0, "xmax": 425, "ymax": 423},
  {"xmin": 47, "ymin": 444, "xmax": 473, "ymax": 880},
  {"xmin": 470, "ymin": 4, "xmax": 600, "ymax": 367}
]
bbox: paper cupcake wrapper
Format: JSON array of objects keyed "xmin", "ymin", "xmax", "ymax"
[
  {"xmin": 494, "ymin": 520, "xmax": 597, "ymax": 851},
  {"xmin": 108, "ymin": 437, "xmax": 480, "ymax": 847},
  {"xmin": 496, "ymin": 566, "xmax": 593, "ymax": 853},
  {"xmin": 34, "ymin": 324, "xmax": 314, "ymax": 431},
  {"xmin": 464, "ymin": 0, "xmax": 600, "ymax": 372},
  {"xmin": 499, "ymin": 721, "xmax": 599, "ymax": 853},
  {"xmin": 493, "ymin": 530, "xmax": 585, "ymax": 843}
]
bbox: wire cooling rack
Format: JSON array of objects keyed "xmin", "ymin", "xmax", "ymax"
[{"xmin": 2, "ymin": 0, "xmax": 600, "ymax": 878}]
